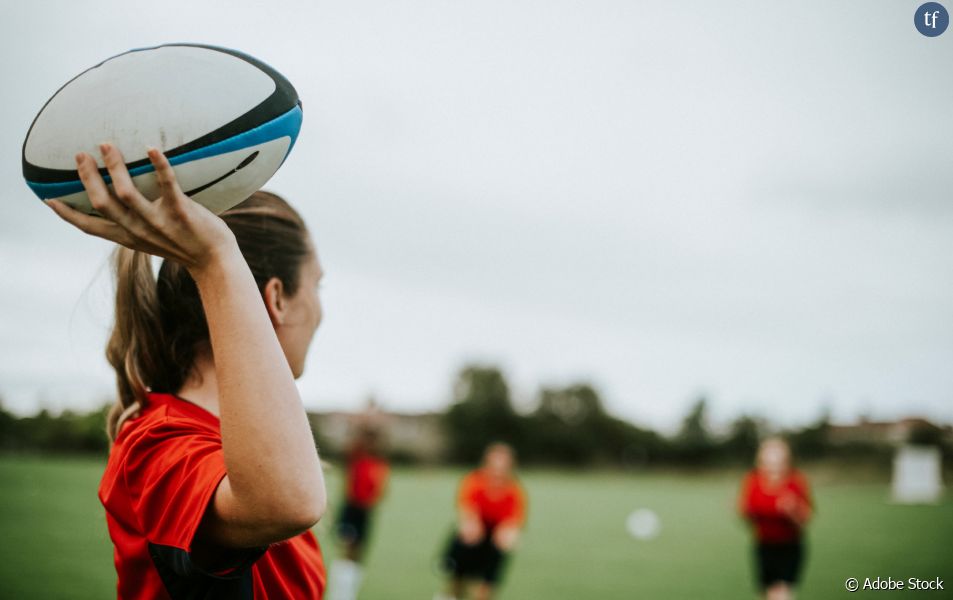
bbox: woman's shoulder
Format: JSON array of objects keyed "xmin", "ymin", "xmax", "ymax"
[
  {"xmin": 112, "ymin": 393, "xmax": 221, "ymax": 452},
  {"xmin": 741, "ymin": 468, "xmax": 760, "ymax": 484},
  {"xmin": 102, "ymin": 393, "xmax": 224, "ymax": 495},
  {"xmin": 787, "ymin": 468, "xmax": 810, "ymax": 488}
]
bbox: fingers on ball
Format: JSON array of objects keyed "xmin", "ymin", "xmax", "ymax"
[
  {"xmin": 75, "ymin": 153, "xmax": 117, "ymax": 216},
  {"xmin": 148, "ymin": 148, "xmax": 185, "ymax": 203},
  {"xmin": 100, "ymin": 143, "xmax": 142, "ymax": 207}
]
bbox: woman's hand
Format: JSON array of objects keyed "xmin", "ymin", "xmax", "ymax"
[
  {"xmin": 458, "ymin": 515, "xmax": 485, "ymax": 545},
  {"xmin": 492, "ymin": 525, "xmax": 520, "ymax": 552},
  {"xmin": 777, "ymin": 493, "xmax": 810, "ymax": 526},
  {"xmin": 46, "ymin": 144, "xmax": 237, "ymax": 273}
]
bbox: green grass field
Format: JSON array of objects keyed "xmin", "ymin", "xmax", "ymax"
[{"xmin": 0, "ymin": 455, "xmax": 950, "ymax": 599}]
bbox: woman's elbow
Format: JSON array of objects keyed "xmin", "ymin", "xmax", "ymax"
[
  {"xmin": 300, "ymin": 493, "xmax": 327, "ymax": 529},
  {"xmin": 277, "ymin": 489, "xmax": 326, "ymax": 533}
]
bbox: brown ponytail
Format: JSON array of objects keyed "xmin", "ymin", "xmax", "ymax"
[
  {"xmin": 105, "ymin": 191, "xmax": 311, "ymax": 440},
  {"xmin": 105, "ymin": 249, "xmax": 164, "ymax": 440}
]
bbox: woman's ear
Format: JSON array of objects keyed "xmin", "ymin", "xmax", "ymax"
[{"xmin": 262, "ymin": 277, "xmax": 286, "ymax": 327}]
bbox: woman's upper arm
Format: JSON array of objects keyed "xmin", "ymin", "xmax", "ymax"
[{"xmin": 198, "ymin": 475, "xmax": 316, "ymax": 549}]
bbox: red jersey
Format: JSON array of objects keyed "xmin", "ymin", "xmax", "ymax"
[
  {"xmin": 99, "ymin": 392, "xmax": 326, "ymax": 599},
  {"xmin": 345, "ymin": 451, "xmax": 389, "ymax": 509},
  {"xmin": 458, "ymin": 469, "xmax": 527, "ymax": 529},
  {"xmin": 738, "ymin": 468, "xmax": 812, "ymax": 544}
]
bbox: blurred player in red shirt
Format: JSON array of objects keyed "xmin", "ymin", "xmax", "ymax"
[
  {"xmin": 738, "ymin": 438, "xmax": 813, "ymax": 600},
  {"xmin": 327, "ymin": 426, "xmax": 390, "ymax": 600},
  {"xmin": 436, "ymin": 443, "xmax": 527, "ymax": 600}
]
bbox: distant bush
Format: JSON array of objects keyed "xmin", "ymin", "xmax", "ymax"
[{"xmin": 0, "ymin": 404, "xmax": 110, "ymax": 455}]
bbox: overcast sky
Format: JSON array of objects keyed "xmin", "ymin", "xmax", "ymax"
[{"xmin": 1, "ymin": 1, "xmax": 951, "ymax": 431}]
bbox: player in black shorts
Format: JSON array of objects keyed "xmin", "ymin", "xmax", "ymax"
[
  {"xmin": 739, "ymin": 438, "xmax": 813, "ymax": 600},
  {"xmin": 436, "ymin": 444, "xmax": 527, "ymax": 600},
  {"xmin": 328, "ymin": 426, "xmax": 389, "ymax": 600}
]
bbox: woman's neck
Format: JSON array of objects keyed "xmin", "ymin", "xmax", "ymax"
[{"xmin": 176, "ymin": 351, "xmax": 221, "ymax": 417}]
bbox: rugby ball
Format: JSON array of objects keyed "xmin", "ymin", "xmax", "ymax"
[{"xmin": 22, "ymin": 43, "xmax": 302, "ymax": 215}]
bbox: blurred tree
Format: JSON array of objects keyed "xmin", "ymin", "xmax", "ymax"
[
  {"xmin": 907, "ymin": 421, "xmax": 945, "ymax": 447},
  {"xmin": 594, "ymin": 413, "xmax": 667, "ymax": 468},
  {"xmin": 443, "ymin": 365, "xmax": 521, "ymax": 464},
  {"xmin": 536, "ymin": 384, "xmax": 604, "ymax": 425},
  {"xmin": 524, "ymin": 385, "xmax": 601, "ymax": 465},
  {"xmin": 0, "ymin": 404, "xmax": 109, "ymax": 454},
  {"xmin": 722, "ymin": 415, "xmax": 765, "ymax": 463},
  {"xmin": 0, "ymin": 398, "xmax": 17, "ymax": 450},
  {"xmin": 522, "ymin": 383, "xmax": 667, "ymax": 467},
  {"xmin": 788, "ymin": 409, "xmax": 831, "ymax": 460},
  {"xmin": 673, "ymin": 396, "xmax": 716, "ymax": 464},
  {"xmin": 73, "ymin": 405, "xmax": 111, "ymax": 452}
]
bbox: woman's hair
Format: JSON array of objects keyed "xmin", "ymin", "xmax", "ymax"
[{"xmin": 105, "ymin": 191, "xmax": 311, "ymax": 441}]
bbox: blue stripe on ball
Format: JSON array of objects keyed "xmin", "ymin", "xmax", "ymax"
[{"xmin": 27, "ymin": 104, "xmax": 302, "ymax": 200}]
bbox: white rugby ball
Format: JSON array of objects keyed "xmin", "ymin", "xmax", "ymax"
[{"xmin": 23, "ymin": 43, "xmax": 302, "ymax": 215}]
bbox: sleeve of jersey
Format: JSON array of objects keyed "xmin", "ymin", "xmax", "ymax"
[
  {"xmin": 375, "ymin": 462, "xmax": 390, "ymax": 499},
  {"xmin": 505, "ymin": 484, "xmax": 527, "ymax": 528},
  {"xmin": 123, "ymin": 419, "xmax": 264, "ymax": 576},
  {"xmin": 360, "ymin": 461, "xmax": 389, "ymax": 505},
  {"xmin": 793, "ymin": 472, "xmax": 814, "ymax": 519},
  {"xmin": 457, "ymin": 473, "xmax": 481, "ymax": 515},
  {"xmin": 739, "ymin": 472, "xmax": 777, "ymax": 519},
  {"xmin": 738, "ymin": 472, "xmax": 755, "ymax": 517}
]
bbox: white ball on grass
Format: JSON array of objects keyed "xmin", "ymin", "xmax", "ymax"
[{"xmin": 626, "ymin": 508, "xmax": 661, "ymax": 540}]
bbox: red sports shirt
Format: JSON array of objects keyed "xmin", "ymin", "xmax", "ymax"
[
  {"xmin": 99, "ymin": 392, "xmax": 326, "ymax": 599},
  {"xmin": 458, "ymin": 469, "xmax": 527, "ymax": 529},
  {"xmin": 738, "ymin": 468, "xmax": 812, "ymax": 544},
  {"xmin": 345, "ymin": 451, "xmax": 389, "ymax": 509}
]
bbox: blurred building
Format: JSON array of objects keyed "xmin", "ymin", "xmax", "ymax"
[
  {"xmin": 828, "ymin": 417, "xmax": 951, "ymax": 446},
  {"xmin": 310, "ymin": 410, "xmax": 446, "ymax": 463}
]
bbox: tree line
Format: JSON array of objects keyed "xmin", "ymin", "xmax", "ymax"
[
  {"xmin": 441, "ymin": 365, "xmax": 950, "ymax": 468},
  {"xmin": 1, "ymin": 364, "xmax": 949, "ymax": 468}
]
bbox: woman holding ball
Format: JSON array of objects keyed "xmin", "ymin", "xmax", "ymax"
[
  {"xmin": 47, "ymin": 145, "xmax": 328, "ymax": 598},
  {"xmin": 738, "ymin": 437, "xmax": 813, "ymax": 600}
]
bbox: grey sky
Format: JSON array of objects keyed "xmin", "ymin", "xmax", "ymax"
[{"xmin": 1, "ymin": 0, "xmax": 951, "ymax": 431}]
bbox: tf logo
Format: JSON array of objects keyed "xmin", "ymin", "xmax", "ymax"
[{"xmin": 915, "ymin": 2, "xmax": 949, "ymax": 36}]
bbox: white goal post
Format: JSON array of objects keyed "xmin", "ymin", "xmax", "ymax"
[{"xmin": 891, "ymin": 445, "xmax": 943, "ymax": 504}]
